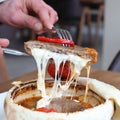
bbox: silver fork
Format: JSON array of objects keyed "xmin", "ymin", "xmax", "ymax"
[
  {"xmin": 3, "ymin": 48, "xmax": 28, "ymax": 56},
  {"xmin": 52, "ymin": 26, "xmax": 73, "ymax": 41},
  {"xmin": 46, "ymin": 26, "xmax": 74, "ymax": 47}
]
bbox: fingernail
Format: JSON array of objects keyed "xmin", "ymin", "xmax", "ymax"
[
  {"xmin": 56, "ymin": 16, "xmax": 59, "ymax": 21},
  {"xmin": 34, "ymin": 22, "xmax": 43, "ymax": 31},
  {"xmin": 47, "ymin": 24, "xmax": 53, "ymax": 29}
]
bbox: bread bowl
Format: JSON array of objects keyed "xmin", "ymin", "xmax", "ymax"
[{"xmin": 4, "ymin": 77, "xmax": 120, "ymax": 120}]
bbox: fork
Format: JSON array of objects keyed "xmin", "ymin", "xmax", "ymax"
[
  {"xmin": 3, "ymin": 48, "xmax": 28, "ymax": 56},
  {"xmin": 51, "ymin": 26, "xmax": 73, "ymax": 41},
  {"xmin": 43, "ymin": 26, "xmax": 74, "ymax": 47},
  {"xmin": 53, "ymin": 27, "xmax": 73, "ymax": 47}
]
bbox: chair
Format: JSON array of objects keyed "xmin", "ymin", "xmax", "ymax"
[
  {"xmin": 77, "ymin": 0, "xmax": 104, "ymax": 46},
  {"xmin": 0, "ymin": 56, "xmax": 10, "ymax": 82},
  {"xmin": 44, "ymin": 0, "xmax": 84, "ymax": 44},
  {"xmin": 108, "ymin": 51, "xmax": 120, "ymax": 72}
]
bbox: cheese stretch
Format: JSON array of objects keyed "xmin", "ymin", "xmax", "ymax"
[{"xmin": 31, "ymin": 48, "xmax": 91, "ymax": 108}]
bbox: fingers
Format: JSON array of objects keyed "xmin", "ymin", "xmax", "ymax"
[
  {"xmin": 30, "ymin": 0, "xmax": 58, "ymax": 29},
  {"xmin": 0, "ymin": 39, "xmax": 9, "ymax": 47},
  {"xmin": 41, "ymin": 6, "xmax": 58, "ymax": 29},
  {"xmin": 18, "ymin": 2, "xmax": 58, "ymax": 33},
  {"xmin": 0, "ymin": 0, "xmax": 58, "ymax": 34},
  {"xmin": 13, "ymin": 12, "xmax": 44, "ymax": 33},
  {"xmin": 0, "ymin": 39, "xmax": 9, "ymax": 57}
]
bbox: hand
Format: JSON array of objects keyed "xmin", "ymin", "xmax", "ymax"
[
  {"xmin": 0, "ymin": 0, "xmax": 58, "ymax": 33},
  {"xmin": 0, "ymin": 39, "xmax": 9, "ymax": 57}
]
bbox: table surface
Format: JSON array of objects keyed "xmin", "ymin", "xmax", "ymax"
[{"xmin": 0, "ymin": 68, "xmax": 120, "ymax": 93}]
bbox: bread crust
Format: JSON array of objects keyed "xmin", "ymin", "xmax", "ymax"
[
  {"xmin": 24, "ymin": 40, "xmax": 98, "ymax": 64},
  {"xmin": 4, "ymin": 78, "xmax": 117, "ymax": 120}
]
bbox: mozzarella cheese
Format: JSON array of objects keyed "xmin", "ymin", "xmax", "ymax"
[{"xmin": 31, "ymin": 48, "xmax": 90, "ymax": 108}]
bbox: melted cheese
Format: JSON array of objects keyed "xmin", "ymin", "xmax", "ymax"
[
  {"xmin": 84, "ymin": 66, "xmax": 91, "ymax": 102},
  {"xmin": 31, "ymin": 48, "xmax": 91, "ymax": 108}
]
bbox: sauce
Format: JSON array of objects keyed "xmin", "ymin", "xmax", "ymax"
[{"xmin": 17, "ymin": 96, "xmax": 93, "ymax": 113}]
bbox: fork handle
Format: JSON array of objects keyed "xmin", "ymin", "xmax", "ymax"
[{"xmin": 2, "ymin": 48, "xmax": 28, "ymax": 56}]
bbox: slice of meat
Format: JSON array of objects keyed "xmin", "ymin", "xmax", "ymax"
[
  {"xmin": 24, "ymin": 40, "xmax": 98, "ymax": 64},
  {"xmin": 47, "ymin": 98, "xmax": 93, "ymax": 113}
]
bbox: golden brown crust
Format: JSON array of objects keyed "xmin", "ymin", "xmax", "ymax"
[
  {"xmin": 24, "ymin": 40, "xmax": 98, "ymax": 64},
  {"xmin": 4, "ymin": 78, "xmax": 115, "ymax": 120},
  {"xmin": 84, "ymin": 48, "xmax": 98, "ymax": 64}
]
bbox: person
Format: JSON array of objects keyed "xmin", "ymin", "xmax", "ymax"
[{"xmin": 0, "ymin": 0, "xmax": 58, "ymax": 56}]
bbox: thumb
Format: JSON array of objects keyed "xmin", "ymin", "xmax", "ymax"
[
  {"xmin": 17, "ymin": 13, "xmax": 43, "ymax": 33},
  {"xmin": 0, "ymin": 39, "xmax": 9, "ymax": 47},
  {"xmin": 0, "ymin": 38, "xmax": 9, "ymax": 57}
]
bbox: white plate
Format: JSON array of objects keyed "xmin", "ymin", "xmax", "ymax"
[{"xmin": 0, "ymin": 92, "xmax": 7, "ymax": 120}]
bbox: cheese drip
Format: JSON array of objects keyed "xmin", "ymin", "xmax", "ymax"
[
  {"xmin": 31, "ymin": 48, "xmax": 90, "ymax": 108},
  {"xmin": 84, "ymin": 65, "xmax": 91, "ymax": 102}
]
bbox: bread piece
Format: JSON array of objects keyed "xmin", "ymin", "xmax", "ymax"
[{"xmin": 24, "ymin": 40, "xmax": 98, "ymax": 64}]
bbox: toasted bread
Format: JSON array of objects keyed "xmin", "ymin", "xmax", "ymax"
[{"xmin": 24, "ymin": 40, "xmax": 98, "ymax": 64}]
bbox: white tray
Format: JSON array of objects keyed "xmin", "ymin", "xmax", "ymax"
[{"xmin": 0, "ymin": 92, "xmax": 7, "ymax": 120}]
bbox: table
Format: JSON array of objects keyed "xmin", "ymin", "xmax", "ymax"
[{"xmin": 0, "ymin": 68, "xmax": 120, "ymax": 93}]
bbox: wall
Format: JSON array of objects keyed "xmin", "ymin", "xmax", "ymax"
[{"xmin": 102, "ymin": 0, "xmax": 120, "ymax": 70}]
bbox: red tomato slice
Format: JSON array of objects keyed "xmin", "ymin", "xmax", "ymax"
[
  {"xmin": 36, "ymin": 107, "xmax": 57, "ymax": 113},
  {"xmin": 47, "ymin": 61, "xmax": 71, "ymax": 80},
  {"xmin": 37, "ymin": 36, "xmax": 74, "ymax": 47}
]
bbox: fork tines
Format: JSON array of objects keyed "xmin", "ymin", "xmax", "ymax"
[
  {"xmin": 56, "ymin": 28, "xmax": 72, "ymax": 41},
  {"xmin": 50, "ymin": 27, "xmax": 74, "ymax": 47},
  {"xmin": 52, "ymin": 27, "xmax": 72, "ymax": 40}
]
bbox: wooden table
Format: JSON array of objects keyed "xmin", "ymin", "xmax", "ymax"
[{"xmin": 0, "ymin": 68, "xmax": 120, "ymax": 93}]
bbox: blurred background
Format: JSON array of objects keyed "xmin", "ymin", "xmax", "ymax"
[{"xmin": 0, "ymin": 0, "xmax": 120, "ymax": 81}]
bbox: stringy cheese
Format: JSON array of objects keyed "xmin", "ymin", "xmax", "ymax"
[{"xmin": 31, "ymin": 48, "xmax": 90, "ymax": 108}]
